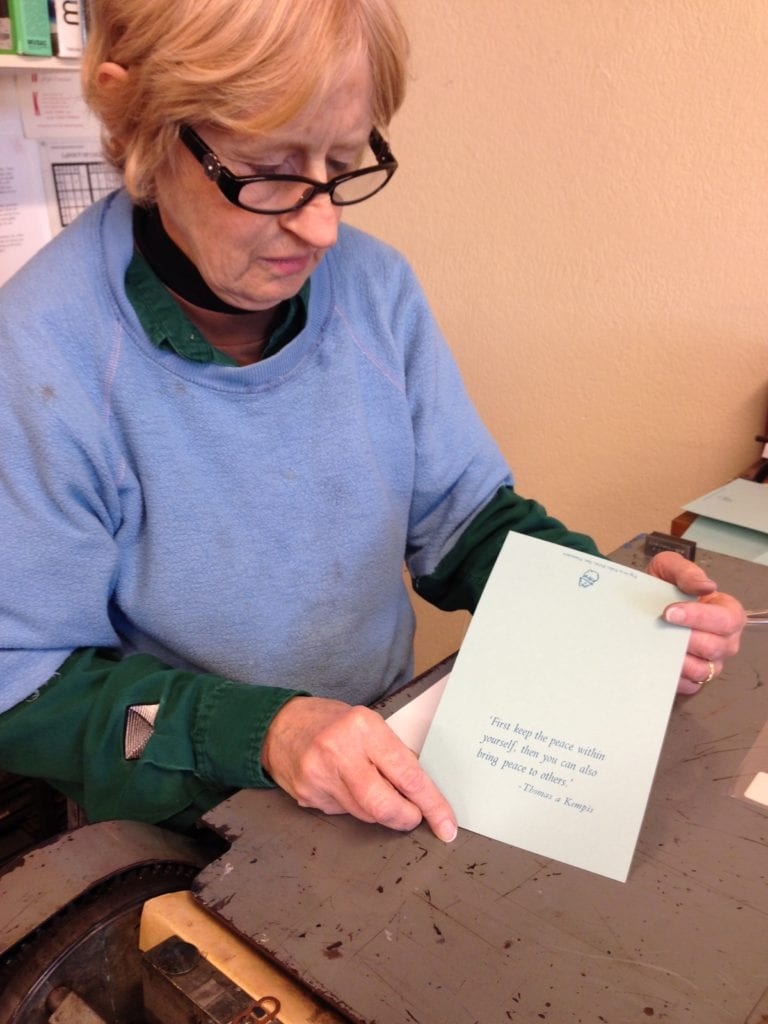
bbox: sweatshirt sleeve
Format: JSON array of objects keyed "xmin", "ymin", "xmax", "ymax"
[
  {"xmin": 0, "ymin": 647, "xmax": 304, "ymax": 830},
  {"xmin": 413, "ymin": 485, "xmax": 602, "ymax": 614}
]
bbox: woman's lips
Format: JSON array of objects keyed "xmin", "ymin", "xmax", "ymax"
[{"xmin": 264, "ymin": 253, "xmax": 313, "ymax": 276}]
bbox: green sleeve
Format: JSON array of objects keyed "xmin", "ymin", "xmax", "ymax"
[
  {"xmin": 413, "ymin": 485, "xmax": 601, "ymax": 614},
  {"xmin": 0, "ymin": 647, "xmax": 304, "ymax": 830}
]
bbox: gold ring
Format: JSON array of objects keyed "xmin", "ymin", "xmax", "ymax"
[{"xmin": 701, "ymin": 660, "xmax": 716, "ymax": 685}]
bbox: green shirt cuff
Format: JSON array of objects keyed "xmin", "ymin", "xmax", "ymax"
[{"xmin": 193, "ymin": 680, "xmax": 303, "ymax": 789}]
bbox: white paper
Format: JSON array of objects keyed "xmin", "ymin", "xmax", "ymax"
[
  {"xmin": 386, "ymin": 675, "xmax": 449, "ymax": 754},
  {"xmin": 744, "ymin": 772, "xmax": 768, "ymax": 808},
  {"xmin": 682, "ymin": 515, "xmax": 768, "ymax": 564},
  {"xmin": 0, "ymin": 135, "xmax": 52, "ymax": 285},
  {"xmin": 419, "ymin": 533, "xmax": 690, "ymax": 883},
  {"xmin": 16, "ymin": 70, "xmax": 99, "ymax": 139},
  {"xmin": 683, "ymin": 478, "xmax": 768, "ymax": 536},
  {"xmin": 0, "ymin": 77, "xmax": 23, "ymax": 136},
  {"xmin": 38, "ymin": 139, "xmax": 122, "ymax": 233}
]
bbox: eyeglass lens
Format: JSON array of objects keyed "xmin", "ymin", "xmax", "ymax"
[{"xmin": 237, "ymin": 167, "xmax": 391, "ymax": 213}]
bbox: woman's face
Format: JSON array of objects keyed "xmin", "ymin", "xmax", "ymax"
[{"xmin": 154, "ymin": 54, "xmax": 374, "ymax": 311}]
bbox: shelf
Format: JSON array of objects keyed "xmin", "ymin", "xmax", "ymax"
[{"xmin": 0, "ymin": 54, "xmax": 80, "ymax": 71}]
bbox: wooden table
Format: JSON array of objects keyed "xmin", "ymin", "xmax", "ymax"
[{"xmin": 194, "ymin": 538, "xmax": 768, "ymax": 1024}]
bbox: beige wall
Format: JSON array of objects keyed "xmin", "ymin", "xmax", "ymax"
[{"xmin": 348, "ymin": 0, "xmax": 768, "ymax": 673}]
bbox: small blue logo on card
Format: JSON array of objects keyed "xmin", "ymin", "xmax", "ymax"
[{"xmin": 578, "ymin": 569, "xmax": 600, "ymax": 588}]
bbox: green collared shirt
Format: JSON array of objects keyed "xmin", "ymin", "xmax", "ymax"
[{"xmin": 124, "ymin": 247, "xmax": 309, "ymax": 365}]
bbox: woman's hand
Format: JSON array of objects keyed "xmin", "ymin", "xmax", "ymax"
[
  {"xmin": 649, "ymin": 551, "xmax": 747, "ymax": 693},
  {"xmin": 261, "ymin": 695, "xmax": 458, "ymax": 841}
]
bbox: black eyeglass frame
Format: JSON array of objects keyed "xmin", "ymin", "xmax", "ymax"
[{"xmin": 178, "ymin": 124, "xmax": 398, "ymax": 215}]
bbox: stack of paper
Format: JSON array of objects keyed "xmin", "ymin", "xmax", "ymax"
[{"xmin": 682, "ymin": 478, "xmax": 768, "ymax": 564}]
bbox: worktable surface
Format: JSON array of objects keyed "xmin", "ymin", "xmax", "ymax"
[{"xmin": 195, "ymin": 538, "xmax": 768, "ymax": 1024}]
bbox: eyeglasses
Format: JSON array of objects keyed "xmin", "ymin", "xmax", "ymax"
[{"xmin": 179, "ymin": 125, "xmax": 398, "ymax": 215}]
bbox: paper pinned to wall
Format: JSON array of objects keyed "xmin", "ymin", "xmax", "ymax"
[
  {"xmin": 0, "ymin": 135, "xmax": 51, "ymax": 285},
  {"xmin": 15, "ymin": 70, "xmax": 99, "ymax": 139},
  {"xmin": 0, "ymin": 76, "xmax": 23, "ymax": 136},
  {"xmin": 38, "ymin": 139, "xmax": 122, "ymax": 234}
]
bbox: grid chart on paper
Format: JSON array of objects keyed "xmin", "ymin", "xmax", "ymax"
[{"xmin": 51, "ymin": 161, "xmax": 122, "ymax": 226}]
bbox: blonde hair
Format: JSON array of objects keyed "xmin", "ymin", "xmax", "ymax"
[{"xmin": 82, "ymin": 0, "xmax": 409, "ymax": 203}]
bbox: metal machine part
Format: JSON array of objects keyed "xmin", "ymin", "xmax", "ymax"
[
  {"xmin": 0, "ymin": 820, "xmax": 219, "ymax": 1023},
  {"xmin": 47, "ymin": 988, "xmax": 109, "ymax": 1023},
  {"xmin": 0, "ymin": 818, "xmax": 345, "ymax": 1023},
  {"xmin": 0, "ymin": 773, "xmax": 67, "ymax": 868},
  {"xmin": 138, "ymin": 890, "xmax": 345, "ymax": 1023},
  {"xmin": 142, "ymin": 936, "xmax": 285, "ymax": 1024},
  {"xmin": 0, "ymin": 862, "xmax": 199, "ymax": 1023}
]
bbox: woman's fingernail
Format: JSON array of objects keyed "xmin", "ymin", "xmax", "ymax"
[
  {"xmin": 437, "ymin": 820, "xmax": 458, "ymax": 843},
  {"xmin": 665, "ymin": 606, "xmax": 686, "ymax": 625}
]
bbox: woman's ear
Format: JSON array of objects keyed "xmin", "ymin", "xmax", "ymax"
[{"xmin": 95, "ymin": 61, "xmax": 129, "ymax": 91}]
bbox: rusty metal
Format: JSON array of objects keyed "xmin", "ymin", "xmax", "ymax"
[
  {"xmin": 0, "ymin": 818, "xmax": 214, "ymax": 959},
  {"xmin": 0, "ymin": 862, "xmax": 201, "ymax": 1023},
  {"xmin": 142, "ymin": 935, "xmax": 287, "ymax": 1023},
  {"xmin": 46, "ymin": 988, "xmax": 107, "ymax": 1024},
  {"xmin": 232, "ymin": 996, "xmax": 282, "ymax": 1023}
]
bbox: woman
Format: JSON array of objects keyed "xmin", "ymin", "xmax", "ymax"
[{"xmin": 0, "ymin": 0, "xmax": 745, "ymax": 842}]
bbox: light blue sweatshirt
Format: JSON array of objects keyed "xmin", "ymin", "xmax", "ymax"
[{"xmin": 0, "ymin": 189, "xmax": 511, "ymax": 715}]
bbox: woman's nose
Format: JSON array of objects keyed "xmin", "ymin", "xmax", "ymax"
[{"xmin": 279, "ymin": 192, "xmax": 341, "ymax": 249}]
